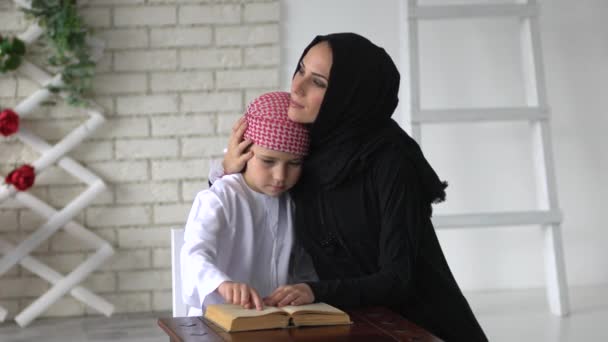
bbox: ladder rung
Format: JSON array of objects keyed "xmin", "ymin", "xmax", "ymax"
[
  {"xmin": 412, "ymin": 107, "xmax": 548, "ymax": 124},
  {"xmin": 432, "ymin": 210, "xmax": 562, "ymax": 229},
  {"xmin": 410, "ymin": 3, "xmax": 538, "ymax": 20}
]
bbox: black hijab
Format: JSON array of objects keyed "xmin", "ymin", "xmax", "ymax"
[{"xmin": 295, "ymin": 33, "xmax": 447, "ymax": 206}]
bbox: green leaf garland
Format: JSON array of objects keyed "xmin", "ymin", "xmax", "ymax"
[
  {"xmin": 0, "ymin": 36, "xmax": 26, "ymax": 72},
  {"xmin": 1, "ymin": 0, "xmax": 97, "ymax": 107}
]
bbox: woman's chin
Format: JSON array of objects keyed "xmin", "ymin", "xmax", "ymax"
[{"xmin": 288, "ymin": 108, "xmax": 313, "ymax": 124}]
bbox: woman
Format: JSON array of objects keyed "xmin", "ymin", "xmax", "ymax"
[{"xmin": 219, "ymin": 33, "xmax": 487, "ymax": 341}]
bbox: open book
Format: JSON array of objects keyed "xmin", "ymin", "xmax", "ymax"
[{"xmin": 203, "ymin": 302, "xmax": 352, "ymax": 332}]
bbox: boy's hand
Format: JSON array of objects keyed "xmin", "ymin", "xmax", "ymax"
[
  {"xmin": 264, "ymin": 283, "xmax": 314, "ymax": 307},
  {"xmin": 218, "ymin": 281, "xmax": 264, "ymax": 310},
  {"xmin": 222, "ymin": 116, "xmax": 253, "ymax": 175}
]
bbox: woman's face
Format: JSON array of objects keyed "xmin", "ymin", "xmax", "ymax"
[{"xmin": 288, "ymin": 41, "xmax": 332, "ymax": 124}]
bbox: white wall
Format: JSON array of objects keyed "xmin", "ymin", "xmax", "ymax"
[
  {"xmin": 280, "ymin": 0, "xmax": 408, "ymax": 122},
  {"xmin": 282, "ymin": 0, "xmax": 608, "ymax": 291},
  {"xmin": 0, "ymin": 0, "xmax": 281, "ymax": 318}
]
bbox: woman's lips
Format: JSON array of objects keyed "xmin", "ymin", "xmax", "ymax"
[{"xmin": 290, "ymin": 99, "xmax": 304, "ymax": 109}]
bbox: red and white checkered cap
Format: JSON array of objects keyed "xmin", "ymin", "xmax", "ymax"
[{"xmin": 244, "ymin": 91, "xmax": 310, "ymax": 156}]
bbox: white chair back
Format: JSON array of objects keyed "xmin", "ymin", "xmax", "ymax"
[{"xmin": 171, "ymin": 228, "xmax": 188, "ymax": 317}]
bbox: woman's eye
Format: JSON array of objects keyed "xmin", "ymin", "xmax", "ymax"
[{"xmin": 313, "ymin": 79, "xmax": 327, "ymax": 88}]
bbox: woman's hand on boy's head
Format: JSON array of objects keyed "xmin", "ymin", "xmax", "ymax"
[
  {"xmin": 218, "ymin": 281, "xmax": 264, "ymax": 310},
  {"xmin": 222, "ymin": 116, "xmax": 253, "ymax": 175},
  {"xmin": 263, "ymin": 283, "xmax": 315, "ymax": 307}
]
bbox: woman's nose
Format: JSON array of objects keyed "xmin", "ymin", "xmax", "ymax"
[{"xmin": 291, "ymin": 75, "xmax": 304, "ymax": 95}]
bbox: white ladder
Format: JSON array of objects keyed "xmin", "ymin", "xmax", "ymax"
[{"xmin": 406, "ymin": 0, "xmax": 569, "ymax": 316}]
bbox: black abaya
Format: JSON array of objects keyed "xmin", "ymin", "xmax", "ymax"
[{"xmin": 291, "ymin": 33, "xmax": 488, "ymax": 341}]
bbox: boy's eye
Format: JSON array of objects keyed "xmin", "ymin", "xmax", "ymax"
[
  {"xmin": 289, "ymin": 161, "xmax": 303, "ymax": 166},
  {"xmin": 262, "ymin": 159, "xmax": 274, "ymax": 164}
]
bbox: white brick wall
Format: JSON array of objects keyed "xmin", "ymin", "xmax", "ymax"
[
  {"xmin": 0, "ymin": 0, "xmax": 280, "ymax": 318},
  {"xmin": 181, "ymin": 180, "xmax": 209, "ymax": 203},
  {"xmin": 151, "ymin": 159, "xmax": 210, "ymax": 180},
  {"xmin": 153, "ymin": 203, "xmax": 191, "ymax": 224},
  {"xmin": 118, "ymin": 270, "xmax": 172, "ymax": 291},
  {"xmin": 93, "ymin": 74, "xmax": 147, "ymax": 94},
  {"xmin": 100, "ymin": 250, "xmax": 151, "ymax": 271},
  {"xmin": 151, "ymin": 114, "xmax": 215, "ymax": 135},
  {"xmin": 115, "ymin": 183, "xmax": 179, "ymax": 204},
  {"xmin": 181, "ymin": 136, "xmax": 228, "ymax": 158},
  {"xmin": 152, "ymin": 249, "xmax": 171, "ymax": 268},
  {"xmin": 150, "ymin": 71, "xmax": 214, "ymax": 92},
  {"xmin": 180, "ymin": 48, "xmax": 242, "ymax": 68},
  {"xmin": 118, "ymin": 228, "xmax": 171, "ymax": 248},
  {"xmin": 114, "ymin": 50, "xmax": 178, "ymax": 71},
  {"xmin": 0, "ymin": 211, "xmax": 18, "ymax": 232},
  {"xmin": 114, "ymin": 6, "xmax": 177, "ymax": 27},
  {"xmin": 245, "ymin": 46, "xmax": 280, "ymax": 66},
  {"xmin": 150, "ymin": 27, "xmax": 213, "ymax": 47},
  {"xmin": 0, "ymin": 11, "xmax": 23, "ymax": 30},
  {"xmin": 0, "ymin": 78, "xmax": 17, "ymax": 96},
  {"xmin": 216, "ymin": 69, "xmax": 279, "ymax": 89},
  {"xmin": 181, "ymin": 92, "xmax": 241, "ymax": 112},
  {"xmin": 98, "ymin": 29, "xmax": 149, "ymax": 49},
  {"xmin": 116, "ymin": 95, "xmax": 179, "ymax": 116},
  {"xmin": 80, "ymin": 8, "xmax": 112, "ymax": 28},
  {"xmin": 42, "ymin": 297, "xmax": 85, "ymax": 317},
  {"xmin": 215, "ymin": 24, "xmax": 279, "ymax": 46},
  {"xmin": 69, "ymin": 141, "xmax": 114, "ymax": 162},
  {"xmin": 178, "ymin": 5, "xmax": 241, "ymax": 25},
  {"xmin": 244, "ymin": 2, "xmax": 280, "ymax": 23},
  {"xmin": 100, "ymin": 293, "xmax": 152, "ymax": 314}
]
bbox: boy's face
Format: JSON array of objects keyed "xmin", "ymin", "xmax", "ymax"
[{"xmin": 243, "ymin": 145, "xmax": 303, "ymax": 197}]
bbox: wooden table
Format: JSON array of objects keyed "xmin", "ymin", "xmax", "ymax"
[{"xmin": 158, "ymin": 307, "xmax": 442, "ymax": 341}]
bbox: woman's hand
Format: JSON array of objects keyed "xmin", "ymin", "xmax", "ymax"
[
  {"xmin": 222, "ymin": 117, "xmax": 253, "ymax": 175},
  {"xmin": 264, "ymin": 283, "xmax": 315, "ymax": 307},
  {"xmin": 217, "ymin": 281, "xmax": 264, "ymax": 310}
]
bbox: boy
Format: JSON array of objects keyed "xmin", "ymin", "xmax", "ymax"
[{"xmin": 181, "ymin": 92, "xmax": 311, "ymax": 316}]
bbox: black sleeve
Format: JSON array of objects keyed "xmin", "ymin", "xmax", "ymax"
[
  {"xmin": 307, "ymin": 153, "xmax": 428, "ymax": 307},
  {"xmin": 289, "ymin": 241, "xmax": 319, "ymax": 284}
]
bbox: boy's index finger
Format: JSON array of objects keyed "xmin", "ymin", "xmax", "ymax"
[{"xmin": 251, "ymin": 289, "xmax": 264, "ymax": 311}]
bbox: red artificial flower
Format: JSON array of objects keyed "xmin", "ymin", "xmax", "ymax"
[
  {"xmin": 5, "ymin": 164, "xmax": 36, "ymax": 191},
  {"xmin": 0, "ymin": 109, "xmax": 20, "ymax": 136}
]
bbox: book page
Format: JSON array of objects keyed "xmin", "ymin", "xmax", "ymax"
[
  {"xmin": 280, "ymin": 302, "xmax": 346, "ymax": 316},
  {"xmin": 207, "ymin": 304, "xmax": 286, "ymax": 318}
]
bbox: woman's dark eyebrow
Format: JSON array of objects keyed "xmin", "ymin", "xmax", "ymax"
[{"xmin": 300, "ymin": 61, "xmax": 328, "ymax": 81}]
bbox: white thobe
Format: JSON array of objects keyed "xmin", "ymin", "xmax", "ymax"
[{"xmin": 181, "ymin": 173, "xmax": 294, "ymax": 316}]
